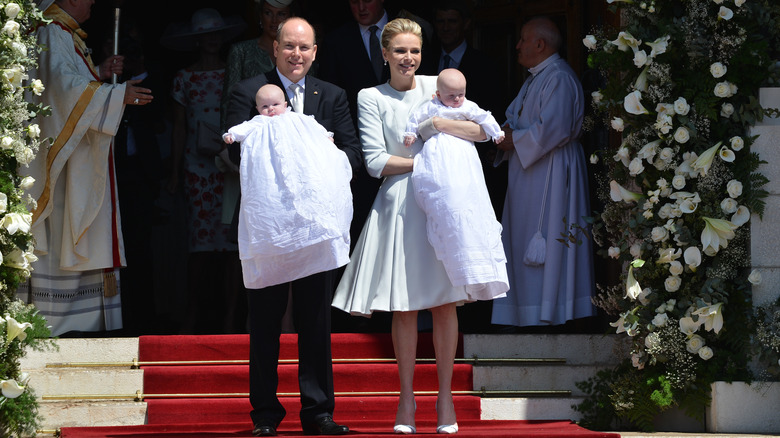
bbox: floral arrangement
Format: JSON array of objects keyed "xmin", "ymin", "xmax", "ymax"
[
  {"xmin": 577, "ymin": 0, "xmax": 780, "ymax": 431},
  {"xmin": 0, "ymin": 1, "xmax": 52, "ymax": 436}
]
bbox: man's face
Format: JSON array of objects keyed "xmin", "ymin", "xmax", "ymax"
[
  {"xmin": 516, "ymin": 24, "xmax": 540, "ymax": 69},
  {"xmin": 434, "ymin": 9, "xmax": 468, "ymax": 50},
  {"xmin": 67, "ymin": 0, "xmax": 95, "ymax": 23},
  {"xmin": 349, "ymin": 0, "xmax": 384, "ymax": 27},
  {"xmin": 273, "ymin": 19, "xmax": 317, "ymax": 83}
]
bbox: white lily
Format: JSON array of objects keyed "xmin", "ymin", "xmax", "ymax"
[
  {"xmin": 719, "ymin": 145, "xmax": 735, "ymax": 162},
  {"xmin": 624, "ymin": 90, "xmax": 649, "ymax": 115},
  {"xmin": 637, "ymin": 139, "xmax": 661, "ymax": 163},
  {"xmin": 683, "ymin": 246, "xmax": 701, "ymax": 271},
  {"xmin": 611, "ymin": 31, "xmax": 640, "ymax": 52},
  {"xmin": 625, "ymin": 260, "xmax": 644, "ymax": 300},
  {"xmin": 701, "ymin": 217, "xmax": 737, "ymax": 255},
  {"xmin": 5, "ymin": 315, "xmax": 32, "ymax": 344},
  {"xmin": 692, "ymin": 142, "xmax": 722, "ymax": 176},
  {"xmin": 1, "ymin": 379, "xmax": 25, "ymax": 398},
  {"xmin": 731, "ymin": 205, "xmax": 750, "ymax": 227},
  {"xmin": 634, "ymin": 66, "xmax": 649, "ymax": 91},
  {"xmin": 646, "ymin": 35, "xmax": 670, "ymax": 57},
  {"xmin": 679, "ymin": 316, "xmax": 701, "ymax": 337},
  {"xmin": 693, "ymin": 302, "xmax": 724, "ymax": 334},
  {"xmin": 748, "ymin": 269, "xmax": 762, "ymax": 285},
  {"xmin": 718, "ymin": 5, "xmax": 734, "ymax": 20},
  {"xmin": 610, "ymin": 180, "xmax": 643, "ymax": 203}
]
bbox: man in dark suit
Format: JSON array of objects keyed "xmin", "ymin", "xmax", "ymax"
[{"xmin": 224, "ymin": 17, "xmax": 360, "ymax": 437}]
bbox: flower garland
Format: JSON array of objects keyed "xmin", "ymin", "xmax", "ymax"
[
  {"xmin": 0, "ymin": 1, "xmax": 52, "ymax": 436},
  {"xmin": 579, "ymin": 0, "xmax": 780, "ymax": 431}
]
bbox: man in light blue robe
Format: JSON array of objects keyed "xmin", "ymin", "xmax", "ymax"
[{"xmin": 491, "ymin": 17, "xmax": 596, "ymax": 327}]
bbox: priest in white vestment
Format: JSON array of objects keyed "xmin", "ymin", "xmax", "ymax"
[
  {"xmin": 491, "ymin": 17, "xmax": 596, "ymax": 327},
  {"xmin": 17, "ymin": 0, "xmax": 153, "ymax": 336}
]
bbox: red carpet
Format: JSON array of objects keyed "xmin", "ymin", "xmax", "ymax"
[{"xmin": 59, "ymin": 334, "xmax": 619, "ymax": 438}]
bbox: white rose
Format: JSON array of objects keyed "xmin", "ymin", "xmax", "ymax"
[
  {"xmin": 611, "ymin": 117, "xmax": 625, "ymax": 132},
  {"xmin": 608, "ymin": 246, "xmax": 620, "ymax": 259},
  {"xmin": 651, "ymin": 226, "xmax": 669, "ymax": 242},
  {"xmin": 31, "ymin": 79, "xmax": 45, "ymax": 96},
  {"xmin": 714, "ymin": 81, "xmax": 733, "ymax": 98},
  {"xmin": 721, "ymin": 102, "xmax": 735, "ymax": 117},
  {"xmin": 730, "ymin": 136, "xmax": 744, "ymax": 151},
  {"xmin": 669, "ymin": 260, "xmax": 684, "ymax": 276},
  {"xmin": 686, "ymin": 334, "xmax": 706, "ymax": 353},
  {"xmin": 726, "ymin": 180, "xmax": 743, "ymax": 198},
  {"xmin": 2, "ymin": 20, "xmax": 20, "ymax": 37},
  {"xmin": 14, "ymin": 146, "xmax": 34, "ymax": 166},
  {"xmin": 748, "ymin": 269, "xmax": 762, "ymax": 285},
  {"xmin": 698, "ymin": 346, "xmax": 714, "ymax": 360},
  {"xmin": 4, "ymin": 3, "xmax": 21, "ymax": 19},
  {"xmin": 19, "ymin": 176, "xmax": 34, "ymax": 190},
  {"xmin": 673, "ymin": 127, "xmax": 690, "ymax": 144},
  {"xmin": 720, "ymin": 197, "xmax": 738, "ymax": 214},
  {"xmin": 0, "ymin": 136, "xmax": 13, "ymax": 150},
  {"xmin": 583, "ymin": 35, "xmax": 598, "ymax": 50},
  {"xmin": 734, "ymin": 0, "xmax": 746, "ymax": 6},
  {"xmin": 718, "ymin": 6, "xmax": 734, "ymax": 20},
  {"xmin": 27, "ymin": 124, "xmax": 40, "ymax": 139},
  {"xmin": 629, "ymin": 157, "xmax": 645, "ymax": 176},
  {"xmin": 672, "ymin": 175, "xmax": 686, "ymax": 190},
  {"xmin": 630, "ymin": 243, "xmax": 642, "ymax": 258},
  {"xmin": 710, "ymin": 62, "xmax": 727, "ymax": 78},
  {"xmin": 673, "ymin": 97, "xmax": 690, "ymax": 115},
  {"xmin": 11, "ymin": 41, "xmax": 26, "ymax": 57},
  {"xmin": 590, "ymin": 153, "xmax": 599, "ymax": 164},
  {"xmin": 591, "ymin": 90, "xmax": 603, "ymax": 104},
  {"xmin": 652, "ymin": 313, "xmax": 669, "ymax": 327},
  {"xmin": 2, "ymin": 212, "xmax": 31, "ymax": 235},
  {"xmin": 0, "ymin": 192, "xmax": 6, "ymax": 213},
  {"xmin": 658, "ymin": 204, "xmax": 673, "ymax": 219},
  {"xmin": 665, "ymin": 275, "xmax": 682, "ymax": 292}
]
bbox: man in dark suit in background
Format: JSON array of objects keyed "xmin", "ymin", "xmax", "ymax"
[
  {"xmin": 224, "ymin": 17, "xmax": 360, "ymax": 437},
  {"xmin": 419, "ymin": 0, "xmax": 509, "ymax": 333}
]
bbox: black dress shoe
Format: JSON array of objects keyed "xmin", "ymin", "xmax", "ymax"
[
  {"xmin": 302, "ymin": 416, "xmax": 349, "ymax": 435},
  {"xmin": 252, "ymin": 422, "xmax": 277, "ymax": 437}
]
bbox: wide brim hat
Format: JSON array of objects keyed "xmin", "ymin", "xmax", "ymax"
[{"xmin": 161, "ymin": 8, "xmax": 247, "ymax": 51}]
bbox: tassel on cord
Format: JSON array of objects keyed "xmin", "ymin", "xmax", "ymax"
[
  {"xmin": 523, "ymin": 155, "xmax": 553, "ymax": 267},
  {"xmin": 103, "ymin": 269, "xmax": 118, "ymax": 297}
]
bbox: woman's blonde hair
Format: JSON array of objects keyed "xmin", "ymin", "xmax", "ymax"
[{"xmin": 381, "ymin": 18, "xmax": 423, "ymax": 50}]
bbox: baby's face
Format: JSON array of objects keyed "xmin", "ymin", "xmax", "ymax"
[
  {"xmin": 437, "ymin": 83, "xmax": 466, "ymax": 108},
  {"xmin": 257, "ymin": 97, "xmax": 287, "ymax": 116}
]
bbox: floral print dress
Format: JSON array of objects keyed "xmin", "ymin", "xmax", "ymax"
[{"xmin": 171, "ymin": 69, "xmax": 236, "ymax": 253}]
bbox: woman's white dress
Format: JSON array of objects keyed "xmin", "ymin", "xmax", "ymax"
[
  {"xmin": 232, "ymin": 112, "xmax": 353, "ymax": 289},
  {"xmin": 407, "ymin": 97, "xmax": 508, "ymax": 298},
  {"xmin": 333, "ymin": 76, "xmax": 502, "ymax": 316}
]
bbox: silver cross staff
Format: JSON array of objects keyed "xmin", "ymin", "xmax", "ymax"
[{"xmin": 112, "ymin": 8, "xmax": 120, "ymax": 84}]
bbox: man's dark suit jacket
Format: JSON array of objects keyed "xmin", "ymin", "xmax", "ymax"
[
  {"xmin": 225, "ymin": 69, "xmax": 362, "ymax": 172},
  {"xmin": 224, "ymin": 69, "xmax": 361, "ymax": 426}
]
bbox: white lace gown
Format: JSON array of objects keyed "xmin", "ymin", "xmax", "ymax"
[
  {"xmin": 333, "ymin": 76, "xmax": 502, "ymax": 316},
  {"xmin": 407, "ymin": 98, "xmax": 508, "ymax": 299},
  {"xmin": 232, "ymin": 112, "xmax": 353, "ymax": 289}
]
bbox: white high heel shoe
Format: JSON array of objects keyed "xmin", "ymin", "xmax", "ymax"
[
  {"xmin": 436, "ymin": 423, "xmax": 459, "ymax": 434},
  {"xmin": 394, "ymin": 400, "xmax": 417, "ymax": 434}
]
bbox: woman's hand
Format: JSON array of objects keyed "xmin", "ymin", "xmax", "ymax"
[{"xmin": 495, "ymin": 125, "xmax": 514, "ymax": 151}]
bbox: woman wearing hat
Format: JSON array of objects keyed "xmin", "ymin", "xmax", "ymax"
[{"xmin": 162, "ymin": 8, "xmax": 246, "ymax": 333}]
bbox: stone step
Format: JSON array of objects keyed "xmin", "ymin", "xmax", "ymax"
[
  {"xmin": 37, "ymin": 400, "xmax": 146, "ymax": 431},
  {"xmin": 464, "ymin": 334, "xmax": 626, "ymax": 365},
  {"xmin": 28, "ymin": 368, "xmax": 143, "ymax": 399},
  {"xmin": 21, "ymin": 338, "xmax": 140, "ymax": 370},
  {"xmin": 481, "ymin": 397, "xmax": 585, "ymax": 421},
  {"xmin": 472, "ymin": 364, "xmax": 606, "ymax": 396}
]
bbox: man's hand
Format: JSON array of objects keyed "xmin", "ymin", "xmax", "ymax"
[
  {"xmin": 123, "ymin": 79, "xmax": 153, "ymax": 106},
  {"xmin": 99, "ymin": 55, "xmax": 124, "ymax": 81}
]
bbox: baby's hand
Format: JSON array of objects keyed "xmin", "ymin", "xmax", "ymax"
[
  {"xmin": 494, "ymin": 135, "xmax": 505, "ymax": 145},
  {"xmin": 404, "ymin": 135, "xmax": 415, "ymax": 148},
  {"xmin": 223, "ymin": 133, "xmax": 234, "ymax": 144}
]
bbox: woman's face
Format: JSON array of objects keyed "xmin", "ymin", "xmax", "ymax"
[
  {"xmin": 382, "ymin": 33, "xmax": 421, "ymax": 80},
  {"xmin": 261, "ymin": 3, "xmax": 291, "ymax": 39}
]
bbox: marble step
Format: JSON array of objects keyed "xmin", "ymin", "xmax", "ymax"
[{"xmin": 473, "ymin": 364, "xmax": 607, "ymax": 396}]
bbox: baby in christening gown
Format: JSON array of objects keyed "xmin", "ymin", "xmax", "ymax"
[
  {"xmin": 404, "ymin": 68, "xmax": 509, "ymax": 299},
  {"xmin": 223, "ymin": 84, "xmax": 353, "ymax": 289}
]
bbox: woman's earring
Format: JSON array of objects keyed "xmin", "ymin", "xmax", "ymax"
[{"xmin": 384, "ymin": 59, "xmax": 387, "ymax": 66}]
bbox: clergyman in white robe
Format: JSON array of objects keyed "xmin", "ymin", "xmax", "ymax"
[
  {"xmin": 17, "ymin": 3, "xmax": 127, "ymax": 336},
  {"xmin": 491, "ymin": 53, "xmax": 596, "ymax": 327}
]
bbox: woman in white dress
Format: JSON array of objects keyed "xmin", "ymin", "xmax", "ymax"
[{"xmin": 332, "ymin": 18, "xmax": 489, "ymax": 435}]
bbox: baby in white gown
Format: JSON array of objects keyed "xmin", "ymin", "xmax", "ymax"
[
  {"xmin": 224, "ymin": 84, "xmax": 353, "ymax": 289},
  {"xmin": 404, "ymin": 69, "xmax": 509, "ymax": 298}
]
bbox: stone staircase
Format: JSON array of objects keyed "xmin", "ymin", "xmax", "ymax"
[{"xmin": 21, "ymin": 334, "xmax": 627, "ymax": 434}]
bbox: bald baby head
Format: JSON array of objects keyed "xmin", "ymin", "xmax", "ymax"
[{"xmin": 436, "ymin": 68, "xmax": 467, "ymax": 108}]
